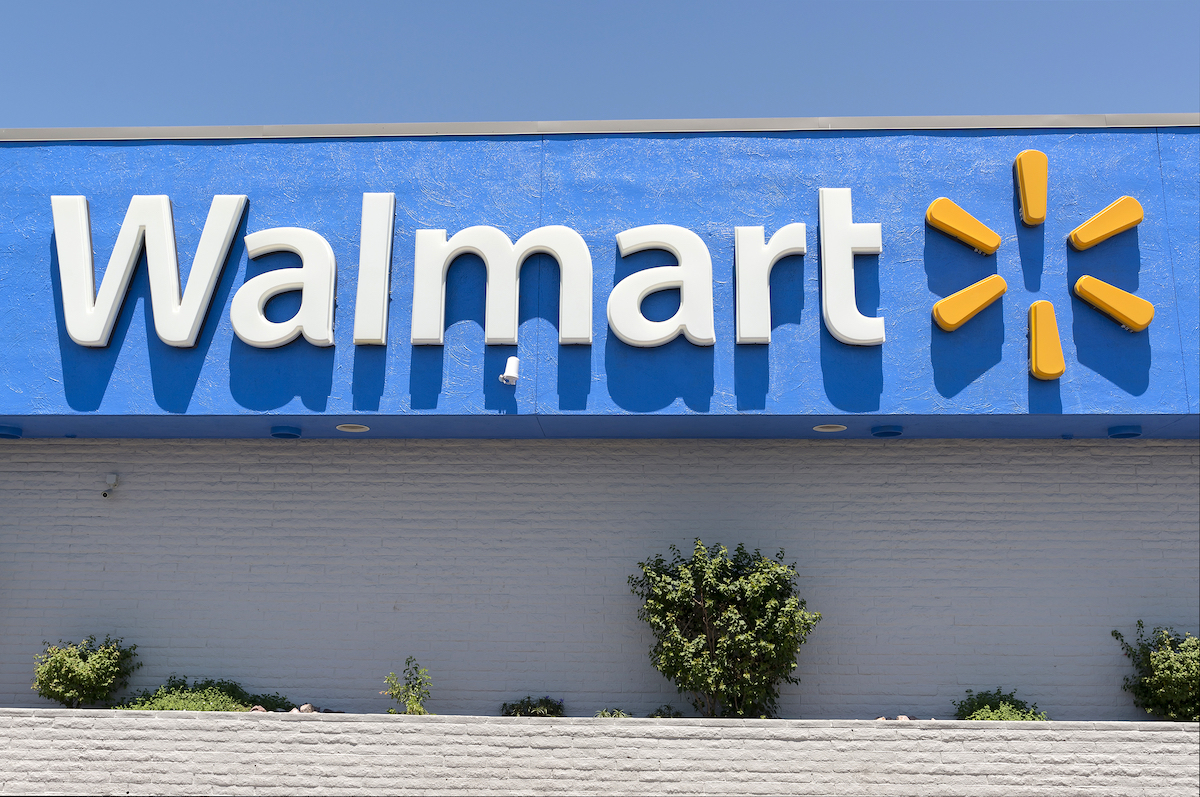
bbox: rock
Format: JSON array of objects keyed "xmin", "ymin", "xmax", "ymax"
[
  {"xmin": 896, "ymin": 715, "xmax": 910, "ymax": 721},
  {"xmin": 875, "ymin": 716, "xmax": 887, "ymax": 721},
  {"xmin": 289, "ymin": 707, "xmax": 300, "ymax": 713},
  {"xmin": 250, "ymin": 706, "xmax": 267, "ymax": 712},
  {"xmin": 299, "ymin": 704, "xmax": 316, "ymax": 713}
]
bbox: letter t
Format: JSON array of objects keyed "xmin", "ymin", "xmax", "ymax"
[{"xmin": 818, "ymin": 187, "xmax": 885, "ymax": 345}]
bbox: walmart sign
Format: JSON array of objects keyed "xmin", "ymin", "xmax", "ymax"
[
  {"xmin": 50, "ymin": 189, "xmax": 884, "ymax": 351},
  {"xmin": 0, "ymin": 125, "xmax": 1196, "ymax": 439}
]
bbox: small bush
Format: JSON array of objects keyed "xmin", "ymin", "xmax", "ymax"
[
  {"xmin": 629, "ymin": 540, "xmax": 820, "ymax": 718},
  {"xmin": 1112, "ymin": 620, "xmax": 1200, "ymax": 722},
  {"xmin": 952, "ymin": 688, "xmax": 1047, "ymax": 721},
  {"xmin": 116, "ymin": 676, "xmax": 294, "ymax": 712},
  {"xmin": 118, "ymin": 682, "xmax": 248, "ymax": 711},
  {"xmin": 594, "ymin": 707, "xmax": 630, "ymax": 718},
  {"xmin": 32, "ymin": 635, "xmax": 141, "ymax": 708},
  {"xmin": 501, "ymin": 695, "xmax": 564, "ymax": 717},
  {"xmin": 382, "ymin": 656, "xmax": 432, "ymax": 715},
  {"xmin": 646, "ymin": 704, "xmax": 684, "ymax": 718},
  {"xmin": 961, "ymin": 703, "xmax": 1049, "ymax": 721}
]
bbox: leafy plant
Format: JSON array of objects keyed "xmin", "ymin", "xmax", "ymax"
[
  {"xmin": 952, "ymin": 688, "xmax": 1048, "ymax": 721},
  {"xmin": 118, "ymin": 680, "xmax": 250, "ymax": 711},
  {"xmin": 1112, "ymin": 620, "xmax": 1199, "ymax": 721},
  {"xmin": 500, "ymin": 695, "xmax": 565, "ymax": 717},
  {"xmin": 381, "ymin": 656, "xmax": 432, "ymax": 715},
  {"xmin": 32, "ymin": 635, "xmax": 141, "ymax": 708},
  {"xmin": 646, "ymin": 703, "xmax": 684, "ymax": 718},
  {"xmin": 961, "ymin": 703, "xmax": 1048, "ymax": 721},
  {"xmin": 116, "ymin": 675, "xmax": 294, "ymax": 712},
  {"xmin": 593, "ymin": 707, "xmax": 630, "ymax": 718},
  {"xmin": 629, "ymin": 540, "xmax": 821, "ymax": 718}
]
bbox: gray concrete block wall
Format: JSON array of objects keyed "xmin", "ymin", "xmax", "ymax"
[
  {"xmin": 0, "ymin": 438, "xmax": 1196, "ymax": 720},
  {"xmin": 0, "ymin": 710, "xmax": 1196, "ymax": 796}
]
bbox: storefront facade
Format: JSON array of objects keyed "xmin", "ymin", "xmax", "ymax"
[{"xmin": 1, "ymin": 116, "xmax": 1196, "ymax": 718}]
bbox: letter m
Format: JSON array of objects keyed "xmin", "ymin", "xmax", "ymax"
[{"xmin": 410, "ymin": 225, "xmax": 592, "ymax": 345}]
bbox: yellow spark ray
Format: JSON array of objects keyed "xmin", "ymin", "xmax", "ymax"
[
  {"xmin": 1074, "ymin": 275, "xmax": 1155, "ymax": 332},
  {"xmin": 1068, "ymin": 196, "xmax": 1143, "ymax": 250},
  {"xmin": 1014, "ymin": 150, "xmax": 1048, "ymax": 226},
  {"xmin": 926, "ymin": 197, "xmax": 1002, "ymax": 255},
  {"xmin": 1029, "ymin": 300, "xmax": 1066, "ymax": 380},
  {"xmin": 932, "ymin": 274, "xmax": 1008, "ymax": 331}
]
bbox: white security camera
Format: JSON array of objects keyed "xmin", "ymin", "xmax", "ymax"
[
  {"xmin": 499, "ymin": 356, "xmax": 519, "ymax": 385},
  {"xmin": 101, "ymin": 473, "xmax": 118, "ymax": 499}
]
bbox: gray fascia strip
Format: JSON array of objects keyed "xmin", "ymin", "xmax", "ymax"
[{"xmin": 1, "ymin": 113, "xmax": 1196, "ymax": 142}]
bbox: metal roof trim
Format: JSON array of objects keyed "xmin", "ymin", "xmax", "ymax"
[{"xmin": 1, "ymin": 114, "xmax": 1196, "ymax": 142}]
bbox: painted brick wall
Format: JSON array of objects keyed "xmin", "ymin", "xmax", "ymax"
[
  {"xmin": 0, "ymin": 438, "xmax": 1196, "ymax": 720},
  {"xmin": 1, "ymin": 710, "xmax": 1197, "ymax": 796}
]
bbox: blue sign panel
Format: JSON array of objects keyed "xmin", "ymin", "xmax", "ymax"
[{"xmin": 1, "ymin": 127, "xmax": 1196, "ymax": 439}]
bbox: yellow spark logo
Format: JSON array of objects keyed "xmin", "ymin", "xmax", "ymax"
[{"xmin": 925, "ymin": 150, "xmax": 1154, "ymax": 381}]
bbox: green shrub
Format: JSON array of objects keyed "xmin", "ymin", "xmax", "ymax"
[
  {"xmin": 116, "ymin": 675, "xmax": 294, "ymax": 712},
  {"xmin": 118, "ymin": 682, "xmax": 249, "ymax": 711},
  {"xmin": 501, "ymin": 695, "xmax": 565, "ymax": 717},
  {"xmin": 629, "ymin": 540, "xmax": 821, "ymax": 718},
  {"xmin": 593, "ymin": 707, "xmax": 630, "ymax": 718},
  {"xmin": 961, "ymin": 703, "xmax": 1049, "ymax": 721},
  {"xmin": 952, "ymin": 688, "xmax": 1048, "ymax": 721},
  {"xmin": 646, "ymin": 703, "xmax": 684, "ymax": 718},
  {"xmin": 382, "ymin": 656, "xmax": 432, "ymax": 715},
  {"xmin": 1112, "ymin": 620, "xmax": 1200, "ymax": 721},
  {"xmin": 32, "ymin": 635, "xmax": 141, "ymax": 708}
]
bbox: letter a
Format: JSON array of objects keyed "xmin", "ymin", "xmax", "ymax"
[
  {"xmin": 607, "ymin": 225, "xmax": 715, "ymax": 347},
  {"xmin": 231, "ymin": 228, "xmax": 337, "ymax": 347}
]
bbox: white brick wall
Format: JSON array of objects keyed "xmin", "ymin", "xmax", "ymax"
[
  {"xmin": 0, "ymin": 438, "xmax": 1196, "ymax": 720},
  {"xmin": 1, "ymin": 710, "xmax": 1197, "ymax": 796}
]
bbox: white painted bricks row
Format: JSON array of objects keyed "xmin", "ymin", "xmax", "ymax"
[
  {"xmin": 0, "ymin": 710, "xmax": 1197, "ymax": 796},
  {"xmin": 0, "ymin": 439, "xmax": 1197, "ymax": 723}
]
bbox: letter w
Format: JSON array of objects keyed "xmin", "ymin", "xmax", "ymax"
[{"xmin": 51, "ymin": 195, "xmax": 247, "ymax": 347}]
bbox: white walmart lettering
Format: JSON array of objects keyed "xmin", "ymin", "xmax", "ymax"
[{"xmin": 51, "ymin": 190, "xmax": 883, "ymax": 350}]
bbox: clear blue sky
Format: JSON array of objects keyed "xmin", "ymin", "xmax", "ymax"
[{"xmin": 2, "ymin": 0, "xmax": 1197, "ymax": 128}]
